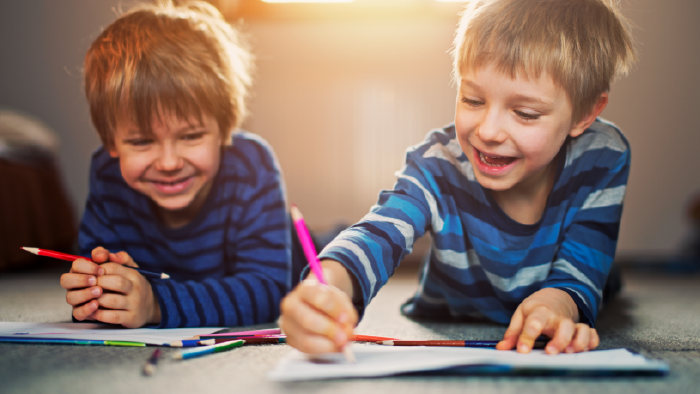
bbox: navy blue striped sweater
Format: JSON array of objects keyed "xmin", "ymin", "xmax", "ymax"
[
  {"xmin": 319, "ymin": 119, "xmax": 630, "ymax": 327},
  {"xmin": 79, "ymin": 132, "xmax": 291, "ymax": 328}
]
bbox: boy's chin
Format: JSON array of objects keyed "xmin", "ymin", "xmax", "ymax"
[{"xmin": 150, "ymin": 195, "xmax": 195, "ymax": 212}]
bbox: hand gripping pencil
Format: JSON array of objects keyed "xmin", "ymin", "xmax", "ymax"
[
  {"xmin": 290, "ymin": 204, "xmax": 356, "ymax": 363},
  {"xmin": 21, "ymin": 247, "xmax": 169, "ymax": 280}
]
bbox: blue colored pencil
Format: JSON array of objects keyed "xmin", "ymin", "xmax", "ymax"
[{"xmin": 172, "ymin": 339, "xmax": 245, "ymax": 360}]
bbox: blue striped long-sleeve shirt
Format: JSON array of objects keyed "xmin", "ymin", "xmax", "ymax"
[
  {"xmin": 319, "ymin": 119, "xmax": 630, "ymax": 327},
  {"xmin": 79, "ymin": 132, "xmax": 291, "ymax": 328}
]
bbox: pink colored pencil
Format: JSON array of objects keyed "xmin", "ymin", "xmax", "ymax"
[{"xmin": 290, "ymin": 204, "xmax": 355, "ymax": 363}]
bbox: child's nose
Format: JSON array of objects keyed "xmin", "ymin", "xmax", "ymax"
[
  {"xmin": 475, "ymin": 110, "xmax": 507, "ymax": 144},
  {"xmin": 156, "ymin": 148, "xmax": 183, "ymax": 172}
]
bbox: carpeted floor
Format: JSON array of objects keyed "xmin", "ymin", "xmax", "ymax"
[{"xmin": 1, "ymin": 263, "xmax": 699, "ymax": 394}]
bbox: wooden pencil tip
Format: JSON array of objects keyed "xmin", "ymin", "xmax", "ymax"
[
  {"xmin": 169, "ymin": 341, "xmax": 183, "ymax": 347},
  {"xmin": 161, "ymin": 273, "xmax": 170, "ymax": 279},
  {"xmin": 379, "ymin": 340, "xmax": 393, "ymax": 346},
  {"xmin": 21, "ymin": 247, "xmax": 38, "ymax": 255},
  {"xmin": 199, "ymin": 339, "xmax": 215, "ymax": 346},
  {"xmin": 290, "ymin": 204, "xmax": 302, "ymax": 222},
  {"xmin": 343, "ymin": 346, "xmax": 356, "ymax": 363},
  {"xmin": 172, "ymin": 353, "xmax": 183, "ymax": 360}
]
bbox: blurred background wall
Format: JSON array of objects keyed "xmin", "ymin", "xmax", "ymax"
[{"xmin": 0, "ymin": 0, "xmax": 698, "ymax": 260}]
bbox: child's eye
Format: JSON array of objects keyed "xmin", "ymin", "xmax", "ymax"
[
  {"xmin": 514, "ymin": 110, "xmax": 541, "ymax": 121},
  {"xmin": 182, "ymin": 132, "xmax": 205, "ymax": 141},
  {"xmin": 125, "ymin": 138, "xmax": 153, "ymax": 147},
  {"xmin": 461, "ymin": 97, "xmax": 484, "ymax": 107}
]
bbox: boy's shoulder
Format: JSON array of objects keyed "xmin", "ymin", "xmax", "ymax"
[
  {"xmin": 565, "ymin": 118, "xmax": 630, "ymax": 169},
  {"xmin": 223, "ymin": 131, "xmax": 280, "ymax": 177}
]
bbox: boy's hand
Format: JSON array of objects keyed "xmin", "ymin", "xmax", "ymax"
[
  {"xmin": 91, "ymin": 251, "xmax": 161, "ymax": 328},
  {"xmin": 60, "ymin": 246, "xmax": 113, "ymax": 321},
  {"xmin": 279, "ymin": 278, "xmax": 358, "ymax": 354},
  {"xmin": 496, "ymin": 288, "xmax": 599, "ymax": 355}
]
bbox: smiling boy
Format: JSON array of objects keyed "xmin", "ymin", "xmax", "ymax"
[
  {"xmin": 59, "ymin": 1, "xmax": 291, "ymax": 328},
  {"xmin": 279, "ymin": 0, "xmax": 636, "ymax": 355}
]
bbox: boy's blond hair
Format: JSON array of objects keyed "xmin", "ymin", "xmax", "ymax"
[
  {"xmin": 84, "ymin": 0, "xmax": 253, "ymax": 149},
  {"xmin": 452, "ymin": 0, "xmax": 636, "ymax": 123}
]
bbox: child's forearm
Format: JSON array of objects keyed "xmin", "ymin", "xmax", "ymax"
[{"xmin": 315, "ymin": 259, "xmax": 355, "ymax": 300}]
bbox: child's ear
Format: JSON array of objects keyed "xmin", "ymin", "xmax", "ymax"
[
  {"xmin": 108, "ymin": 146, "xmax": 120, "ymax": 158},
  {"xmin": 569, "ymin": 93, "xmax": 609, "ymax": 138}
]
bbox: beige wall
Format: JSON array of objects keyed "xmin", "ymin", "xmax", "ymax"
[
  {"xmin": 1, "ymin": 0, "xmax": 698, "ymax": 256},
  {"xmin": 243, "ymin": 1, "xmax": 700, "ymax": 256}
]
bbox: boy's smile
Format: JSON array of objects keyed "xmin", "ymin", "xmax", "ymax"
[
  {"xmin": 109, "ymin": 111, "xmax": 222, "ymax": 227},
  {"xmin": 455, "ymin": 65, "xmax": 599, "ymax": 199}
]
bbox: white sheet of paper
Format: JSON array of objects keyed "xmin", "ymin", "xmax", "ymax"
[
  {"xmin": 0, "ymin": 322, "xmax": 225, "ymax": 345},
  {"xmin": 268, "ymin": 344, "xmax": 668, "ymax": 381}
]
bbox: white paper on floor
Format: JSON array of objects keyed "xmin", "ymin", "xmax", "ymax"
[{"xmin": 268, "ymin": 344, "xmax": 669, "ymax": 381}]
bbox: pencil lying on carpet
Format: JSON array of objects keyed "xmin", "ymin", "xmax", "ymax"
[
  {"xmin": 291, "ymin": 204, "xmax": 356, "ymax": 363},
  {"xmin": 172, "ymin": 339, "xmax": 245, "ymax": 360},
  {"xmin": 199, "ymin": 337, "xmax": 287, "ymax": 345},
  {"xmin": 21, "ymin": 247, "xmax": 170, "ymax": 280},
  {"xmin": 142, "ymin": 348, "xmax": 161, "ymax": 376},
  {"xmin": 379, "ymin": 340, "xmax": 548, "ymax": 348}
]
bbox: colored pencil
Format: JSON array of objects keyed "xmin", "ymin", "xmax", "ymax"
[
  {"xmin": 21, "ymin": 247, "xmax": 170, "ymax": 280},
  {"xmin": 200, "ymin": 337, "xmax": 287, "ymax": 346},
  {"xmin": 142, "ymin": 348, "xmax": 161, "ymax": 376},
  {"xmin": 193, "ymin": 328, "xmax": 282, "ymax": 338},
  {"xmin": 379, "ymin": 340, "xmax": 548, "ymax": 348},
  {"xmin": 197, "ymin": 334, "xmax": 284, "ymax": 340},
  {"xmin": 172, "ymin": 339, "xmax": 245, "ymax": 360},
  {"xmin": 290, "ymin": 204, "xmax": 355, "ymax": 363},
  {"xmin": 0, "ymin": 337, "xmax": 146, "ymax": 346}
]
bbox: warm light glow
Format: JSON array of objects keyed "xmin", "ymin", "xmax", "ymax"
[{"xmin": 261, "ymin": 0, "xmax": 354, "ymax": 3}]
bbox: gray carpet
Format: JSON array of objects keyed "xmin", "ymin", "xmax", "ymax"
[{"xmin": 1, "ymin": 265, "xmax": 699, "ymax": 394}]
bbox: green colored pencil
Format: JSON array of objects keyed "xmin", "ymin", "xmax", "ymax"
[{"xmin": 172, "ymin": 339, "xmax": 245, "ymax": 360}]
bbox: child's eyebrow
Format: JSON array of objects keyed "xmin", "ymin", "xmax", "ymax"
[{"xmin": 509, "ymin": 94, "xmax": 553, "ymax": 107}]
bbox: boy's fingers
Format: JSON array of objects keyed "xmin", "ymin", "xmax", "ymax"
[
  {"xmin": 91, "ymin": 247, "xmax": 110, "ymax": 263},
  {"xmin": 97, "ymin": 274, "xmax": 133, "ymax": 294},
  {"xmin": 497, "ymin": 306, "xmax": 524, "ymax": 350},
  {"xmin": 100, "ymin": 262, "xmax": 135, "ymax": 279},
  {"xmin": 109, "ymin": 251, "xmax": 139, "ymax": 268},
  {"xmin": 589, "ymin": 328, "xmax": 600, "ymax": 350},
  {"xmin": 544, "ymin": 318, "xmax": 574, "ymax": 355},
  {"xmin": 65, "ymin": 286, "xmax": 102, "ymax": 306},
  {"xmin": 90, "ymin": 309, "xmax": 134, "ymax": 328},
  {"xmin": 97, "ymin": 293, "xmax": 129, "ymax": 310},
  {"xmin": 566, "ymin": 324, "xmax": 591, "ymax": 353},
  {"xmin": 299, "ymin": 282, "xmax": 355, "ymax": 327},
  {"xmin": 60, "ymin": 273, "xmax": 98, "ymax": 290},
  {"xmin": 72, "ymin": 300, "xmax": 99, "ymax": 321},
  {"xmin": 282, "ymin": 313, "xmax": 341, "ymax": 354},
  {"xmin": 70, "ymin": 259, "xmax": 105, "ymax": 276},
  {"xmin": 517, "ymin": 308, "xmax": 550, "ymax": 353}
]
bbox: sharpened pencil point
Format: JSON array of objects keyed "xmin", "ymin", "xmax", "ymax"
[
  {"xmin": 161, "ymin": 273, "xmax": 170, "ymax": 279},
  {"xmin": 21, "ymin": 247, "xmax": 39, "ymax": 255},
  {"xmin": 343, "ymin": 345, "xmax": 356, "ymax": 363},
  {"xmin": 379, "ymin": 340, "xmax": 394, "ymax": 346}
]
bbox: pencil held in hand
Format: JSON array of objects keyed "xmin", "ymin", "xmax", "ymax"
[
  {"xmin": 21, "ymin": 247, "xmax": 170, "ymax": 279},
  {"xmin": 290, "ymin": 204, "xmax": 356, "ymax": 363}
]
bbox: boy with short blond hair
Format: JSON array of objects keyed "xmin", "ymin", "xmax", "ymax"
[
  {"xmin": 60, "ymin": 0, "xmax": 291, "ymax": 328},
  {"xmin": 280, "ymin": 0, "xmax": 636, "ymax": 355}
]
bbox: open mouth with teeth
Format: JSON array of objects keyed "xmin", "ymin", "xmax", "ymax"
[{"xmin": 476, "ymin": 149, "xmax": 517, "ymax": 167}]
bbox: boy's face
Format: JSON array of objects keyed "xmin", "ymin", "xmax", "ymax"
[
  {"xmin": 109, "ymin": 111, "xmax": 222, "ymax": 219},
  {"xmin": 455, "ymin": 65, "xmax": 588, "ymax": 194}
]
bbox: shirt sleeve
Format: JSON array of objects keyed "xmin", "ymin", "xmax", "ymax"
[
  {"xmin": 318, "ymin": 149, "xmax": 434, "ymax": 317},
  {"xmin": 542, "ymin": 146, "xmax": 631, "ymax": 327},
  {"xmin": 150, "ymin": 143, "xmax": 292, "ymax": 328}
]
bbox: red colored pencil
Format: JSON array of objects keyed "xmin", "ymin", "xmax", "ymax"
[{"xmin": 21, "ymin": 247, "xmax": 170, "ymax": 280}]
